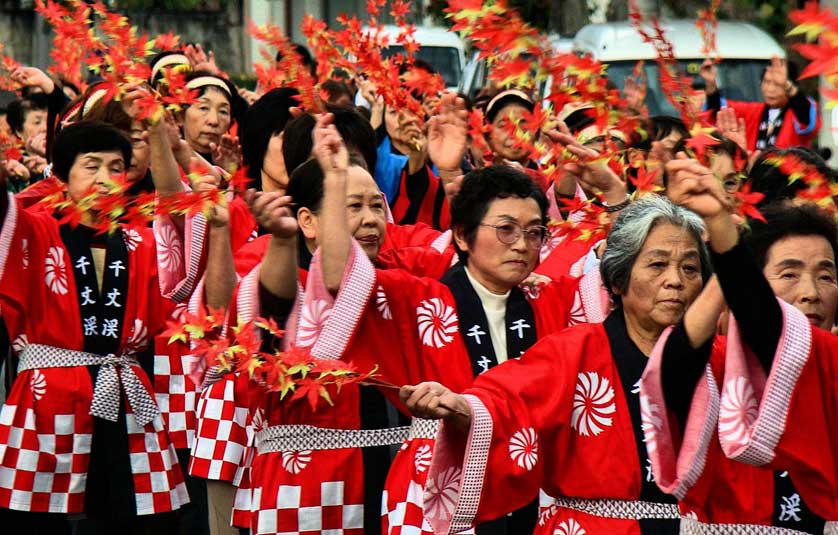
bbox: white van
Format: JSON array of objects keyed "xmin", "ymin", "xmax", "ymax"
[
  {"xmin": 376, "ymin": 25, "xmax": 467, "ymax": 91},
  {"xmin": 573, "ymin": 19, "xmax": 785, "ymax": 117}
]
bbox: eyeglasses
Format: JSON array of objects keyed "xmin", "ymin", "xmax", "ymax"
[
  {"xmin": 479, "ymin": 222, "xmax": 548, "ymax": 249},
  {"xmin": 722, "ymin": 172, "xmax": 747, "ymax": 193}
]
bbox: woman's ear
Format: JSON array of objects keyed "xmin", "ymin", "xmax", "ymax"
[
  {"xmin": 452, "ymin": 224, "xmax": 470, "ymax": 256},
  {"xmin": 297, "ymin": 207, "xmax": 318, "ymax": 241}
]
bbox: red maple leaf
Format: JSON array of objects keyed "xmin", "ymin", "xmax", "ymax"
[
  {"xmin": 153, "ymin": 31, "xmax": 180, "ymax": 51},
  {"xmin": 794, "ymin": 42, "xmax": 838, "ymax": 80},
  {"xmin": 734, "ymin": 182, "xmax": 766, "ymax": 223}
]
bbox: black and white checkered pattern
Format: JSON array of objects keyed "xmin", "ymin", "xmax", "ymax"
[
  {"xmin": 680, "ymin": 517, "xmax": 814, "ymax": 535},
  {"xmin": 257, "ymin": 425, "xmax": 411, "ymax": 454},
  {"xmin": 551, "ymin": 497, "xmax": 680, "ymax": 520}
]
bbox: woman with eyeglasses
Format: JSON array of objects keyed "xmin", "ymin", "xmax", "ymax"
[
  {"xmin": 285, "ymin": 116, "xmax": 610, "ymax": 535},
  {"xmin": 400, "ymin": 195, "xmax": 713, "ymax": 535}
]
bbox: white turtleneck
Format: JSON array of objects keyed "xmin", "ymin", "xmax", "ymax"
[{"xmin": 464, "ymin": 267, "xmax": 511, "ymax": 363}]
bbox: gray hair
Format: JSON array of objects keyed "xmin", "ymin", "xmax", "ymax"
[{"xmin": 600, "ymin": 195, "xmax": 712, "ymax": 302}]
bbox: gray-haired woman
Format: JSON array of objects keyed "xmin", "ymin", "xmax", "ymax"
[{"xmin": 399, "ymin": 195, "xmax": 710, "ymax": 535}]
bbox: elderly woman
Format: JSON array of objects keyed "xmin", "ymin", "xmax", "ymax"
[
  {"xmin": 258, "ymin": 115, "xmax": 609, "ymax": 535},
  {"xmin": 646, "ymin": 159, "xmax": 838, "ymax": 525},
  {"xmin": 401, "ymin": 195, "xmax": 709, "ymax": 535}
]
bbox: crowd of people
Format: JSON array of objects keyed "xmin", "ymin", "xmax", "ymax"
[{"xmin": 0, "ymin": 3, "xmax": 837, "ymax": 535}]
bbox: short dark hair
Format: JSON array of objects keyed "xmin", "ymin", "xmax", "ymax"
[
  {"xmin": 241, "ymin": 87, "xmax": 299, "ymax": 187},
  {"xmin": 286, "ymin": 158, "xmax": 326, "ymax": 215},
  {"xmin": 276, "ymin": 44, "xmax": 317, "ymax": 77},
  {"xmin": 634, "ymin": 115, "xmax": 689, "ymax": 151},
  {"xmin": 52, "ymin": 121, "xmax": 132, "ymax": 182},
  {"xmin": 450, "ymin": 165, "xmax": 548, "ymax": 263},
  {"xmin": 745, "ymin": 202, "xmax": 838, "ymax": 269},
  {"xmin": 321, "ymin": 79, "xmax": 354, "ymax": 104},
  {"xmin": 749, "ymin": 147, "xmax": 836, "ymax": 207},
  {"xmin": 286, "ymin": 154, "xmax": 368, "ymax": 217},
  {"xmin": 6, "ymin": 93, "xmax": 48, "ymax": 135},
  {"xmin": 282, "ymin": 105, "xmax": 376, "ymax": 174}
]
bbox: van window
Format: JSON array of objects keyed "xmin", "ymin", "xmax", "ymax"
[
  {"xmin": 383, "ymin": 45, "xmax": 462, "ymax": 88},
  {"xmin": 604, "ymin": 59, "xmax": 769, "ymax": 117}
]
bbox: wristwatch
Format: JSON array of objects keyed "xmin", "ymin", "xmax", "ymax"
[{"xmin": 603, "ymin": 195, "xmax": 631, "ymax": 213}]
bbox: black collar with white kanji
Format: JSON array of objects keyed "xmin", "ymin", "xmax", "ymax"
[
  {"xmin": 60, "ymin": 224, "xmax": 129, "ymax": 356},
  {"xmin": 441, "ymin": 264, "xmax": 537, "ymax": 377}
]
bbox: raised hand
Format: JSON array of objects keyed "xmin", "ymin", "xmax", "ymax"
[
  {"xmin": 551, "ymin": 131, "xmax": 627, "ymax": 205},
  {"xmin": 237, "ymin": 87, "xmax": 260, "ymax": 105},
  {"xmin": 188, "ymin": 156, "xmax": 222, "ymax": 191},
  {"xmin": 312, "ymin": 113, "xmax": 349, "ymax": 177},
  {"xmin": 716, "ymin": 107, "xmax": 748, "ymax": 153},
  {"xmin": 765, "ymin": 55, "xmax": 789, "ymax": 87},
  {"xmin": 244, "ymin": 190, "xmax": 298, "ymax": 238},
  {"xmin": 22, "ymin": 154, "xmax": 47, "ymax": 175},
  {"xmin": 427, "ymin": 92, "xmax": 468, "ymax": 172},
  {"xmin": 25, "ymin": 132, "xmax": 47, "ymax": 157},
  {"xmin": 3, "ymin": 159, "xmax": 30, "ymax": 181},
  {"xmin": 184, "ymin": 43, "xmax": 222, "ymax": 77},
  {"xmin": 665, "ymin": 152, "xmax": 732, "ymax": 219},
  {"xmin": 358, "ymin": 77, "xmax": 379, "ymax": 105},
  {"xmin": 10, "ymin": 66, "xmax": 54, "ymax": 94},
  {"xmin": 210, "ymin": 133, "xmax": 242, "ymax": 174}
]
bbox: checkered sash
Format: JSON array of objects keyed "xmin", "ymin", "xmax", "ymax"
[
  {"xmin": 680, "ymin": 517, "xmax": 815, "ymax": 534},
  {"xmin": 18, "ymin": 343, "xmax": 159, "ymax": 426},
  {"xmin": 551, "ymin": 497, "xmax": 680, "ymax": 520},
  {"xmin": 256, "ymin": 418, "xmax": 439, "ymax": 454}
]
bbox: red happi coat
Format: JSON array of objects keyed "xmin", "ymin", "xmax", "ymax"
[
  {"xmin": 275, "ymin": 243, "xmax": 608, "ymax": 535},
  {"xmin": 641, "ymin": 328, "xmax": 829, "ymax": 532},
  {"xmin": 152, "ymin": 211, "xmax": 211, "ymax": 452},
  {"xmin": 230, "ymin": 246, "xmax": 602, "ymax": 534},
  {"xmin": 721, "ymin": 99, "xmax": 819, "ymax": 151},
  {"xmin": 713, "ymin": 301, "xmax": 838, "ymax": 522},
  {"xmin": 0, "ymin": 196, "xmax": 189, "ymax": 515},
  {"xmin": 188, "ymin": 233, "xmax": 455, "ymax": 530},
  {"xmin": 426, "ymin": 318, "xmax": 681, "ymax": 535}
]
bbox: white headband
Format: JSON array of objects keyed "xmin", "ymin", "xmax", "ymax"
[
  {"xmin": 82, "ymin": 88, "xmax": 109, "ymax": 118},
  {"xmin": 185, "ymin": 76, "xmax": 232, "ymax": 97},
  {"xmin": 150, "ymin": 53, "xmax": 190, "ymax": 83}
]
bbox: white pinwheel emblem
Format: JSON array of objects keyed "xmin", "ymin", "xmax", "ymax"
[
  {"xmin": 424, "ymin": 466, "xmax": 461, "ymax": 521},
  {"xmin": 296, "ymin": 299, "xmax": 332, "ymax": 347},
  {"xmin": 281, "ymin": 450, "xmax": 312, "ymax": 474},
  {"xmin": 44, "ymin": 247, "xmax": 69, "ymax": 295},
  {"xmin": 571, "ymin": 371, "xmax": 616, "ymax": 436},
  {"xmin": 640, "ymin": 394, "xmax": 662, "ymax": 454},
  {"xmin": 123, "ymin": 228, "xmax": 143, "ymax": 251},
  {"xmin": 719, "ymin": 377, "xmax": 758, "ymax": 444},
  {"xmin": 30, "ymin": 369, "xmax": 46, "ymax": 401},
  {"xmin": 508, "ymin": 427, "xmax": 538, "ymax": 471},
  {"xmin": 414, "ymin": 443, "xmax": 432, "ymax": 473},
  {"xmin": 554, "ymin": 518, "xmax": 586, "ymax": 535},
  {"xmin": 417, "ymin": 298, "xmax": 458, "ymax": 348},
  {"xmin": 376, "ymin": 285, "xmax": 392, "ymax": 320},
  {"xmin": 155, "ymin": 222, "xmax": 182, "ymax": 272}
]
